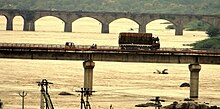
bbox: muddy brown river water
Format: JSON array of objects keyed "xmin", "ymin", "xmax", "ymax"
[{"xmin": 0, "ymin": 17, "xmax": 219, "ymax": 109}]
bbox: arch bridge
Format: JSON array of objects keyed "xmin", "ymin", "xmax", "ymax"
[{"xmin": 1, "ymin": 9, "xmax": 220, "ymax": 35}]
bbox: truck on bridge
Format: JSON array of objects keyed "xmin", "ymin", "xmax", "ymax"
[{"xmin": 118, "ymin": 32, "xmax": 160, "ymax": 50}]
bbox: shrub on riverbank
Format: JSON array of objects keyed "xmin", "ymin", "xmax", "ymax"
[
  {"xmin": 184, "ymin": 21, "xmax": 210, "ymax": 31},
  {"xmin": 165, "ymin": 21, "xmax": 209, "ymax": 31},
  {"xmin": 206, "ymin": 27, "xmax": 220, "ymax": 37},
  {"xmin": 192, "ymin": 36, "xmax": 220, "ymax": 50}
]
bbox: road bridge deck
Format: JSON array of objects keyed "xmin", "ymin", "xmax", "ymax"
[{"xmin": 0, "ymin": 43, "xmax": 220, "ymax": 64}]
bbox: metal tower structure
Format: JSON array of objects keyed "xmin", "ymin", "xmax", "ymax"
[
  {"xmin": 37, "ymin": 79, "xmax": 54, "ymax": 109},
  {"xmin": 75, "ymin": 88, "xmax": 95, "ymax": 109}
]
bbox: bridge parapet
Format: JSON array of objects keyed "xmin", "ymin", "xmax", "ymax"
[
  {"xmin": 0, "ymin": 43, "xmax": 220, "ymax": 56},
  {"xmin": 0, "ymin": 43, "xmax": 220, "ymax": 64}
]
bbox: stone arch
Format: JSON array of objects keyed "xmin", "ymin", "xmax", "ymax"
[
  {"xmin": 182, "ymin": 16, "xmax": 213, "ymax": 28},
  {"xmin": 200, "ymin": 19, "xmax": 213, "ymax": 26},
  {"xmin": 0, "ymin": 13, "xmax": 16, "ymax": 31},
  {"xmin": 184, "ymin": 20, "xmax": 211, "ymax": 31},
  {"xmin": 109, "ymin": 18, "xmax": 139, "ymax": 34},
  {"xmin": 146, "ymin": 19, "xmax": 176, "ymax": 36},
  {"xmin": 35, "ymin": 16, "xmax": 64, "ymax": 32},
  {"xmin": 182, "ymin": 19, "xmax": 210, "ymax": 37},
  {"xmin": 0, "ymin": 15, "xmax": 7, "ymax": 30},
  {"xmin": 34, "ymin": 15, "xmax": 65, "ymax": 23},
  {"xmin": 13, "ymin": 16, "xmax": 24, "ymax": 31},
  {"xmin": 72, "ymin": 17, "xmax": 101, "ymax": 33}
]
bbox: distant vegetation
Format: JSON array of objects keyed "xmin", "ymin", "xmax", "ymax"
[
  {"xmin": 165, "ymin": 25, "xmax": 175, "ymax": 29},
  {"xmin": 192, "ymin": 37, "xmax": 220, "ymax": 50},
  {"xmin": 0, "ymin": 0, "xmax": 220, "ymax": 15},
  {"xmin": 192, "ymin": 27, "xmax": 220, "ymax": 50},
  {"xmin": 165, "ymin": 22, "xmax": 220, "ymax": 50},
  {"xmin": 166, "ymin": 21, "xmax": 210, "ymax": 31},
  {"xmin": 206, "ymin": 27, "xmax": 220, "ymax": 37},
  {"xmin": 184, "ymin": 21, "xmax": 210, "ymax": 31}
]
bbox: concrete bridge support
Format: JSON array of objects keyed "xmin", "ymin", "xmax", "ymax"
[
  {"xmin": 23, "ymin": 21, "xmax": 35, "ymax": 31},
  {"xmin": 189, "ymin": 64, "xmax": 201, "ymax": 99},
  {"xmin": 64, "ymin": 22, "xmax": 72, "ymax": 32},
  {"xmin": 6, "ymin": 17, "xmax": 13, "ymax": 30},
  {"xmin": 175, "ymin": 25, "xmax": 183, "ymax": 35},
  {"xmin": 139, "ymin": 24, "xmax": 146, "ymax": 33},
  {"xmin": 101, "ymin": 23, "xmax": 109, "ymax": 33},
  {"xmin": 83, "ymin": 60, "xmax": 95, "ymax": 95}
]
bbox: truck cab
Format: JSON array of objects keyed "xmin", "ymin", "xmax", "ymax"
[{"xmin": 65, "ymin": 42, "xmax": 75, "ymax": 48}]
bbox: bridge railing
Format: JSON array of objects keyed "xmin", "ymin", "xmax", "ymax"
[
  {"xmin": 0, "ymin": 43, "xmax": 64, "ymax": 48},
  {"xmin": 0, "ymin": 43, "xmax": 65, "ymax": 52},
  {"xmin": 0, "ymin": 43, "xmax": 220, "ymax": 55}
]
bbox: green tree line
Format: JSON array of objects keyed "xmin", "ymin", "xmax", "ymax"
[{"xmin": 192, "ymin": 27, "xmax": 220, "ymax": 50}]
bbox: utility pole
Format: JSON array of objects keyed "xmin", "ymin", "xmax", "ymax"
[
  {"xmin": 75, "ymin": 88, "xmax": 95, "ymax": 109},
  {"xmin": 19, "ymin": 91, "xmax": 27, "ymax": 109},
  {"xmin": 36, "ymin": 79, "xmax": 54, "ymax": 109}
]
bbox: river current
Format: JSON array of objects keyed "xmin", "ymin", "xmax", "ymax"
[{"xmin": 0, "ymin": 16, "xmax": 219, "ymax": 109}]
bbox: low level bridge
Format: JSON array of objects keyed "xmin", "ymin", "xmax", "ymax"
[{"xmin": 0, "ymin": 43, "xmax": 220, "ymax": 98}]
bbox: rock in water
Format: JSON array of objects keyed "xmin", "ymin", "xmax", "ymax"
[
  {"xmin": 58, "ymin": 91, "xmax": 73, "ymax": 95},
  {"xmin": 180, "ymin": 82, "xmax": 190, "ymax": 87}
]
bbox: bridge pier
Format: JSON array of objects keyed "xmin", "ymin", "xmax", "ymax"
[
  {"xmin": 23, "ymin": 21, "xmax": 35, "ymax": 31},
  {"xmin": 175, "ymin": 26, "xmax": 183, "ymax": 35},
  {"xmin": 101, "ymin": 23, "xmax": 109, "ymax": 33},
  {"xmin": 6, "ymin": 16, "xmax": 13, "ymax": 30},
  {"xmin": 64, "ymin": 22, "xmax": 72, "ymax": 32},
  {"xmin": 188, "ymin": 64, "xmax": 201, "ymax": 99},
  {"xmin": 83, "ymin": 60, "xmax": 95, "ymax": 95},
  {"xmin": 139, "ymin": 24, "xmax": 146, "ymax": 33}
]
